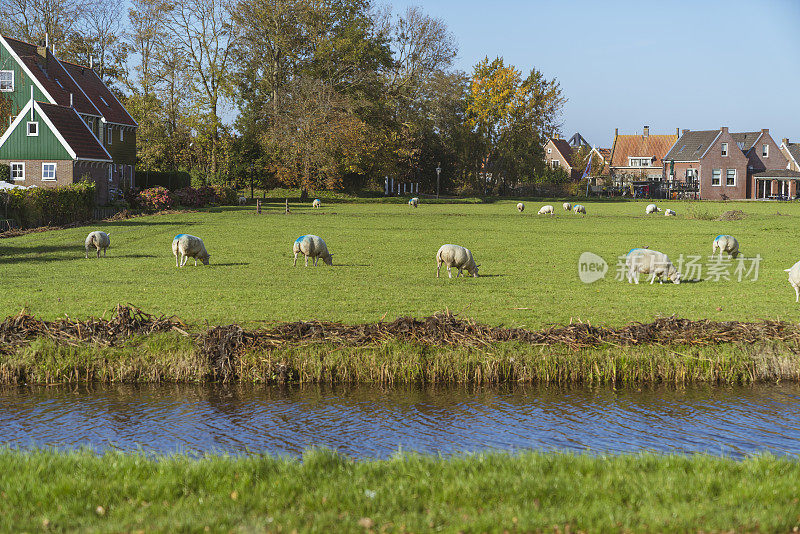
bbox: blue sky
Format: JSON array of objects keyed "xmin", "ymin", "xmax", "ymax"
[{"xmin": 390, "ymin": 0, "xmax": 800, "ymax": 147}]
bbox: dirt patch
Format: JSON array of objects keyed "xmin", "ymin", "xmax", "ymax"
[{"xmin": 717, "ymin": 210, "xmax": 746, "ymax": 221}]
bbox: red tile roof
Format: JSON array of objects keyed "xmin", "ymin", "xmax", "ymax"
[
  {"xmin": 4, "ymin": 36, "xmax": 101, "ymax": 118},
  {"xmin": 59, "ymin": 61, "xmax": 136, "ymax": 126},
  {"xmin": 611, "ymin": 133, "xmax": 678, "ymax": 168},
  {"xmin": 2, "ymin": 35, "xmax": 135, "ymax": 126},
  {"xmin": 37, "ymin": 101, "xmax": 111, "ymax": 161}
]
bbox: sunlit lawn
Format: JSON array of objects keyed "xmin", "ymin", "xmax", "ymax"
[{"xmin": 1, "ymin": 198, "xmax": 799, "ymax": 328}]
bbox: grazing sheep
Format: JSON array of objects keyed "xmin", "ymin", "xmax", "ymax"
[
  {"xmin": 665, "ymin": 208, "xmax": 676, "ymax": 216},
  {"xmin": 312, "ymin": 198, "xmax": 321, "ymax": 208},
  {"xmin": 238, "ymin": 196, "xmax": 247, "ymax": 205},
  {"xmin": 172, "ymin": 234, "xmax": 210, "ymax": 267},
  {"xmin": 538, "ymin": 205, "xmax": 554, "ymax": 215},
  {"xmin": 436, "ymin": 244, "xmax": 479, "ymax": 278},
  {"xmin": 85, "ymin": 231, "xmax": 111, "ymax": 258},
  {"xmin": 573, "ymin": 204, "xmax": 586, "ymax": 214},
  {"xmin": 293, "ymin": 234, "xmax": 333, "ymax": 267},
  {"xmin": 409, "ymin": 197, "xmax": 419, "ymax": 208},
  {"xmin": 517, "ymin": 202, "xmax": 525, "ymax": 212},
  {"xmin": 712, "ymin": 235, "xmax": 739, "ymax": 259},
  {"xmin": 645, "ymin": 203, "xmax": 660, "ymax": 214},
  {"xmin": 626, "ymin": 248, "xmax": 681, "ymax": 284},
  {"xmin": 563, "ymin": 202, "xmax": 572, "ymax": 211},
  {"xmin": 785, "ymin": 261, "xmax": 800, "ymax": 302}
]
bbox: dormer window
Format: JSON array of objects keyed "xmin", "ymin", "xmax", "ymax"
[
  {"xmin": 629, "ymin": 157, "xmax": 651, "ymax": 167},
  {"xmin": 762, "ymin": 144, "xmax": 769, "ymax": 157},
  {"xmin": 721, "ymin": 143, "xmax": 728, "ymax": 156},
  {"xmin": 0, "ymin": 70, "xmax": 13, "ymax": 92},
  {"xmin": 27, "ymin": 122, "xmax": 39, "ymax": 136}
]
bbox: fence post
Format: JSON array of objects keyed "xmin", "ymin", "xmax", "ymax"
[{"xmin": 256, "ymin": 199, "xmax": 261, "ymax": 214}]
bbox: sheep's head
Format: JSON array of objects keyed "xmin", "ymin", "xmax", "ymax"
[
  {"xmin": 202, "ymin": 253, "xmax": 210, "ymax": 266},
  {"xmin": 470, "ymin": 263, "xmax": 480, "ymax": 277},
  {"xmin": 669, "ymin": 268, "xmax": 681, "ymax": 284},
  {"xmin": 323, "ymin": 254, "xmax": 333, "ymax": 266}
]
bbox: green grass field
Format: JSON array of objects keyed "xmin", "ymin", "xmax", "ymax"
[
  {"xmin": 2, "ymin": 199, "xmax": 799, "ymax": 328},
  {"xmin": 1, "ymin": 448, "xmax": 799, "ymax": 532}
]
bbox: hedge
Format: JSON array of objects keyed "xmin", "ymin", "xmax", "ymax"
[{"xmin": 0, "ymin": 180, "xmax": 96, "ymax": 228}]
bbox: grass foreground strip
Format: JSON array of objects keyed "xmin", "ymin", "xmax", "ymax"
[
  {"xmin": 2, "ymin": 306, "xmax": 800, "ymax": 384},
  {"xmin": 0, "ymin": 448, "xmax": 799, "ymax": 532}
]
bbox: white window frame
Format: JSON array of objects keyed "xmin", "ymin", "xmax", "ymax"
[
  {"xmin": 41, "ymin": 162, "xmax": 56, "ymax": 181},
  {"xmin": 27, "ymin": 121, "xmax": 38, "ymax": 136},
  {"xmin": 551, "ymin": 160, "xmax": 560, "ymax": 169},
  {"xmin": 721, "ymin": 143, "xmax": 728, "ymax": 157},
  {"xmin": 726, "ymin": 168, "xmax": 736, "ymax": 187},
  {"xmin": 762, "ymin": 144, "xmax": 769, "ymax": 157},
  {"xmin": 10, "ymin": 162, "xmax": 24, "ymax": 181},
  {"xmin": 0, "ymin": 70, "xmax": 13, "ymax": 92},
  {"xmin": 547, "ymin": 148, "xmax": 552, "ymax": 154},
  {"xmin": 106, "ymin": 125, "xmax": 113, "ymax": 146},
  {"xmin": 108, "ymin": 165, "xmax": 113, "ymax": 183},
  {"xmin": 120, "ymin": 128, "xmax": 124, "ymax": 142},
  {"xmin": 711, "ymin": 168, "xmax": 721, "ymax": 186}
]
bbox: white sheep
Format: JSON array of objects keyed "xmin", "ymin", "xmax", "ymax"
[
  {"xmin": 517, "ymin": 202, "xmax": 525, "ymax": 212},
  {"xmin": 573, "ymin": 204, "xmax": 586, "ymax": 214},
  {"xmin": 436, "ymin": 244, "xmax": 479, "ymax": 278},
  {"xmin": 409, "ymin": 197, "xmax": 419, "ymax": 208},
  {"xmin": 172, "ymin": 234, "xmax": 210, "ymax": 267},
  {"xmin": 645, "ymin": 203, "xmax": 660, "ymax": 214},
  {"xmin": 238, "ymin": 196, "xmax": 247, "ymax": 205},
  {"xmin": 85, "ymin": 231, "xmax": 111, "ymax": 258},
  {"xmin": 625, "ymin": 248, "xmax": 681, "ymax": 284},
  {"xmin": 712, "ymin": 235, "xmax": 739, "ymax": 259},
  {"xmin": 538, "ymin": 205, "xmax": 554, "ymax": 215},
  {"xmin": 785, "ymin": 261, "xmax": 800, "ymax": 302},
  {"xmin": 293, "ymin": 234, "xmax": 333, "ymax": 267},
  {"xmin": 665, "ymin": 208, "xmax": 676, "ymax": 217},
  {"xmin": 563, "ymin": 202, "xmax": 572, "ymax": 211},
  {"xmin": 312, "ymin": 198, "xmax": 321, "ymax": 208}
]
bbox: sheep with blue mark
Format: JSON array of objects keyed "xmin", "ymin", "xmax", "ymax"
[
  {"xmin": 293, "ymin": 235, "xmax": 333, "ymax": 266},
  {"xmin": 625, "ymin": 247, "xmax": 681, "ymax": 284},
  {"xmin": 712, "ymin": 235, "xmax": 739, "ymax": 259},
  {"xmin": 172, "ymin": 234, "xmax": 210, "ymax": 267},
  {"xmin": 312, "ymin": 198, "xmax": 321, "ymax": 208},
  {"xmin": 85, "ymin": 231, "xmax": 111, "ymax": 258},
  {"xmin": 573, "ymin": 204, "xmax": 586, "ymax": 214},
  {"xmin": 409, "ymin": 197, "xmax": 419, "ymax": 207},
  {"xmin": 436, "ymin": 244, "xmax": 479, "ymax": 278}
]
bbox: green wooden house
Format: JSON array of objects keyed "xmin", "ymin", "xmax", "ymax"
[{"xmin": 0, "ymin": 34, "xmax": 137, "ymax": 203}]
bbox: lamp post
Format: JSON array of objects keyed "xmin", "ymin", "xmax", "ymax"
[{"xmin": 436, "ymin": 163, "xmax": 441, "ymax": 199}]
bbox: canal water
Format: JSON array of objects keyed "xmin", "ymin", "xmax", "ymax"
[{"xmin": 1, "ymin": 383, "xmax": 799, "ymax": 458}]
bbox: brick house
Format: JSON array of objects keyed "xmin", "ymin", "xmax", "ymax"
[
  {"xmin": 0, "ymin": 34, "xmax": 137, "ymax": 204},
  {"xmin": 588, "ymin": 146, "xmax": 611, "ymax": 185},
  {"xmin": 609, "ymin": 126, "xmax": 679, "ymax": 184},
  {"xmin": 662, "ymin": 127, "xmax": 797, "ymax": 200},
  {"xmin": 780, "ymin": 138, "xmax": 800, "ymax": 172},
  {"xmin": 544, "ymin": 137, "xmax": 577, "ymax": 178}
]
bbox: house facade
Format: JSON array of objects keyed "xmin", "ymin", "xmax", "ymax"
[
  {"xmin": 0, "ymin": 34, "xmax": 137, "ymax": 203},
  {"xmin": 780, "ymin": 138, "xmax": 800, "ymax": 172},
  {"xmin": 662, "ymin": 127, "xmax": 796, "ymax": 200},
  {"xmin": 544, "ymin": 137, "xmax": 576, "ymax": 178},
  {"xmin": 609, "ymin": 126, "xmax": 678, "ymax": 184}
]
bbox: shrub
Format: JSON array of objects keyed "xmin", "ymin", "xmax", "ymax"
[
  {"xmin": 212, "ymin": 185, "xmax": 238, "ymax": 205},
  {"xmin": 138, "ymin": 187, "xmax": 173, "ymax": 211},
  {"xmin": 1, "ymin": 180, "xmax": 96, "ymax": 227},
  {"xmin": 0, "ymin": 163, "xmax": 9, "ymax": 182}
]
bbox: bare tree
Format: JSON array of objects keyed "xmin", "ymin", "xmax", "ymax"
[
  {"xmin": 127, "ymin": 0, "xmax": 169, "ymax": 95},
  {"xmin": 163, "ymin": 0, "xmax": 237, "ymax": 175},
  {"xmin": 0, "ymin": 0, "xmax": 83, "ymax": 46}
]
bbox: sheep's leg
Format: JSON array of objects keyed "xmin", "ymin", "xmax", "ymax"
[
  {"xmin": 103, "ymin": 247, "xmax": 107, "ymax": 257},
  {"xmin": 194, "ymin": 258, "xmax": 198, "ymax": 266},
  {"xmin": 795, "ymin": 285, "xmax": 799, "ymax": 303},
  {"xmin": 305, "ymin": 255, "xmax": 309, "ymax": 267},
  {"xmin": 458, "ymin": 267, "xmax": 463, "ymax": 277},
  {"xmin": 314, "ymin": 257, "xmax": 318, "ymax": 266},
  {"xmin": 447, "ymin": 266, "xmax": 452, "ymax": 279},
  {"xmin": 649, "ymin": 272, "xmax": 656, "ymax": 284},
  {"xmin": 176, "ymin": 253, "xmax": 180, "ymax": 267},
  {"xmin": 97, "ymin": 247, "xmax": 101, "ymax": 258},
  {"xmin": 293, "ymin": 252, "xmax": 298, "ymax": 267},
  {"xmin": 436, "ymin": 261, "xmax": 441, "ymax": 278},
  {"xmin": 85, "ymin": 246, "xmax": 89, "ymax": 259}
]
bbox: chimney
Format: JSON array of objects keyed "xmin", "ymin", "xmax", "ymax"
[
  {"xmin": 36, "ymin": 45, "xmax": 47, "ymax": 58},
  {"xmin": 762, "ymin": 128, "xmax": 769, "ymax": 134},
  {"xmin": 783, "ymin": 138, "xmax": 790, "ymax": 147},
  {"xmin": 69, "ymin": 93, "xmax": 73, "ymax": 107},
  {"xmin": 676, "ymin": 128, "xmax": 680, "ymax": 137},
  {"xmin": 90, "ymin": 57, "xmax": 94, "ymax": 69},
  {"xmin": 615, "ymin": 128, "xmax": 618, "ymax": 138},
  {"xmin": 721, "ymin": 126, "xmax": 729, "ymax": 134},
  {"xmin": 643, "ymin": 126, "xmax": 649, "ymax": 138}
]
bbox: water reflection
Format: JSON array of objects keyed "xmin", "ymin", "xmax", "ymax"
[{"xmin": 1, "ymin": 383, "xmax": 799, "ymax": 458}]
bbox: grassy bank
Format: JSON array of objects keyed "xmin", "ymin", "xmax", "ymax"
[
  {"xmin": 1, "ymin": 448, "xmax": 798, "ymax": 532},
  {"xmin": 4, "ymin": 332, "xmax": 800, "ymax": 385},
  {"xmin": 2, "ymin": 200, "xmax": 800, "ymax": 328}
]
